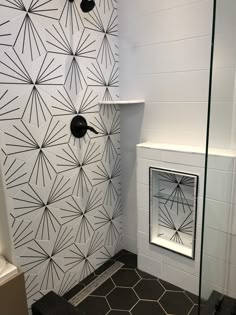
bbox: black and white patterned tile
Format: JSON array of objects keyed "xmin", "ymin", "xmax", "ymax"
[{"xmin": 0, "ymin": 0, "xmax": 119, "ymax": 311}]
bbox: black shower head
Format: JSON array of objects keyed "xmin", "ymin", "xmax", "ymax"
[{"xmin": 80, "ymin": 0, "xmax": 95, "ymax": 13}]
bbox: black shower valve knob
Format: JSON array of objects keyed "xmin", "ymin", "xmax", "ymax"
[
  {"xmin": 70, "ymin": 115, "xmax": 98, "ymax": 138},
  {"xmin": 80, "ymin": 0, "xmax": 95, "ymax": 13}
]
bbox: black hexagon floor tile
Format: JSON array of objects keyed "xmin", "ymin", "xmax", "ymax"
[
  {"xmin": 92, "ymin": 279, "xmax": 115, "ymax": 296},
  {"xmin": 160, "ymin": 291, "xmax": 193, "ymax": 315},
  {"xmin": 107, "ymin": 311, "xmax": 130, "ymax": 315},
  {"xmin": 131, "ymin": 300, "xmax": 166, "ymax": 315},
  {"xmin": 134, "ymin": 279, "xmax": 164, "ymax": 300},
  {"xmin": 76, "ymin": 296, "xmax": 110, "ymax": 315},
  {"xmin": 189, "ymin": 305, "xmax": 205, "ymax": 314},
  {"xmin": 189, "ymin": 305, "xmax": 198, "ymax": 315},
  {"xmin": 68, "ymin": 251, "xmax": 202, "ymax": 315},
  {"xmin": 107, "ymin": 287, "xmax": 138, "ymax": 310},
  {"xmin": 185, "ymin": 291, "xmax": 199, "ymax": 304},
  {"xmin": 159, "ymin": 279, "xmax": 184, "ymax": 291},
  {"xmin": 136, "ymin": 269, "xmax": 157, "ymax": 280},
  {"xmin": 112, "ymin": 269, "xmax": 140, "ymax": 287},
  {"xmin": 185, "ymin": 291, "xmax": 205, "ymax": 305}
]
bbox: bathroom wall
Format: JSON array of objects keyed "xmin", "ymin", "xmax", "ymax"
[
  {"xmin": 201, "ymin": 0, "xmax": 236, "ymax": 300},
  {"xmin": 0, "ymin": 0, "xmax": 120, "ymax": 309},
  {"xmin": 119, "ymin": 0, "xmax": 214, "ymax": 253},
  {"xmin": 136, "ymin": 143, "xmax": 236, "ymax": 297},
  {"xmin": 136, "ymin": 144, "xmax": 205, "ymax": 295},
  {"xmin": 119, "ymin": 0, "xmax": 236, "ymax": 300},
  {"xmin": 209, "ymin": 0, "xmax": 236, "ymax": 150}
]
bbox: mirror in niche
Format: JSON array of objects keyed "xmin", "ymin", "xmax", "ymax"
[{"xmin": 149, "ymin": 167, "xmax": 198, "ymax": 259}]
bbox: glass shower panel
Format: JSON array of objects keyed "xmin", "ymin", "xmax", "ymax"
[{"xmin": 200, "ymin": 0, "xmax": 236, "ymax": 312}]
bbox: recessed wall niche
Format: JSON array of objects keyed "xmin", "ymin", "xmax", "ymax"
[{"xmin": 149, "ymin": 168, "xmax": 198, "ymax": 259}]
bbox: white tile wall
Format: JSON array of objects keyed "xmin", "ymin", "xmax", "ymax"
[
  {"xmin": 138, "ymin": 1, "xmax": 212, "ymax": 46},
  {"xmin": 136, "ymin": 37, "xmax": 211, "ymax": 75},
  {"xmin": 137, "ymin": 144, "xmax": 205, "ymax": 294},
  {"xmin": 119, "ymin": 0, "xmax": 213, "ymax": 255},
  {"xmin": 119, "ymin": 0, "xmax": 213, "ymax": 147},
  {"xmin": 139, "ymin": 71, "xmax": 210, "ymax": 102},
  {"xmin": 138, "ymin": 0, "xmax": 206, "ymax": 15},
  {"xmin": 137, "ymin": 143, "xmax": 236, "ymax": 298},
  {"xmin": 119, "ymin": 0, "xmax": 236, "ymax": 302}
]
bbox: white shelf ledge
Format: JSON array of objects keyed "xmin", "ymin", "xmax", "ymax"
[
  {"xmin": 137, "ymin": 142, "xmax": 235, "ymax": 157},
  {"xmin": 98, "ymin": 100, "xmax": 145, "ymax": 105}
]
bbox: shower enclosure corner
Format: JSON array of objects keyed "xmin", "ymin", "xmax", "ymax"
[{"xmin": 199, "ymin": 0, "xmax": 236, "ymax": 313}]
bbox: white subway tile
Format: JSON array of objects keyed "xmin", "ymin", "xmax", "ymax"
[
  {"xmin": 208, "ymin": 154, "xmax": 234, "ymax": 172},
  {"xmin": 137, "ymin": 209, "xmax": 149, "ymax": 234},
  {"xmin": 203, "ymin": 227, "xmax": 229, "ymax": 260},
  {"xmin": 206, "ymin": 169, "xmax": 233, "ymax": 203},
  {"xmin": 214, "ymin": 32, "xmax": 236, "ymax": 68},
  {"xmin": 205, "ymin": 199, "xmax": 231, "ymax": 233},
  {"xmin": 136, "ymin": 36, "xmax": 211, "ymax": 75},
  {"xmin": 140, "ymin": 70, "xmax": 209, "ymax": 102},
  {"xmin": 138, "ymin": 1, "xmax": 212, "ymax": 45},
  {"xmin": 136, "ymin": 146, "xmax": 163, "ymax": 161},
  {"xmin": 162, "ymin": 263, "xmax": 199, "ymax": 294},
  {"xmin": 201, "ymin": 254, "xmax": 226, "ymax": 288},
  {"xmin": 123, "ymin": 235, "xmax": 138, "ymax": 254},
  {"xmin": 138, "ymin": 0, "xmax": 208, "ymax": 14},
  {"xmin": 211, "ymin": 68, "xmax": 236, "ymax": 103},
  {"xmin": 138, "ymin": 232, "xmax": 164, "ymax": 262},
  {"xmin": 228, "ymin": 263, "xmax": 236, "ymax": 293},
  {"xmin": 138, "ymin": 254, "xmax": 162, "ymax": 278},
  {"xmin": 137, "ymin": 183, "xmax": 149, "ymax": 210},
  {"xmin": 141, "ymin": 102, "xmax": 208, "ymax": 139}
]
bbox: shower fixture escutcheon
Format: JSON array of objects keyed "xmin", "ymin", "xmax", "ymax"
[
  {"xmin": 80, "ymin": 0, "xmax": 95, "ymax": 13},
  {"xmin": 70, "ymin": 115, "xmax": 98, "ymax": 138}
]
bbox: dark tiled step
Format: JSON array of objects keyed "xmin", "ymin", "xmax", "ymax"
[
  {"xmin": 32, "ymin": 291, "xmax": 77, "ymax": 315},
  {"xmin": 202, "ymin": 291, "xmax": 236, "ymax": 315}
]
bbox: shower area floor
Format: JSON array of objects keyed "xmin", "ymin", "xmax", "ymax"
[{"xmin": 64, "ymin": 250, "xmax": 203, "ymax": 315}]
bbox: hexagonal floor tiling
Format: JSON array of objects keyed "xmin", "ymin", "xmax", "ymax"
[
  {"xmin": 134, "ymin": 279, "xmax": 165, "ymax": 300},
  {"xmin": 67, "ymin": 250, "xmax": 203, "ymax": 315}
]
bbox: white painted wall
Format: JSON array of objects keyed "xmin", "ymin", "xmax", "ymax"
[{"xmin": 119, "ymin": 0, "xmax": 214, "ymax": 253}]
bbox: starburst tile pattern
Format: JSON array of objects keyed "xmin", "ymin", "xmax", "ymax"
[
  {"xmin": 150, "ymin": 168, "xmax": 198, "ymax": 259},
  {"xmin": 0, "ymin": 0, "xmax": 119, "ymax": 311}
]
